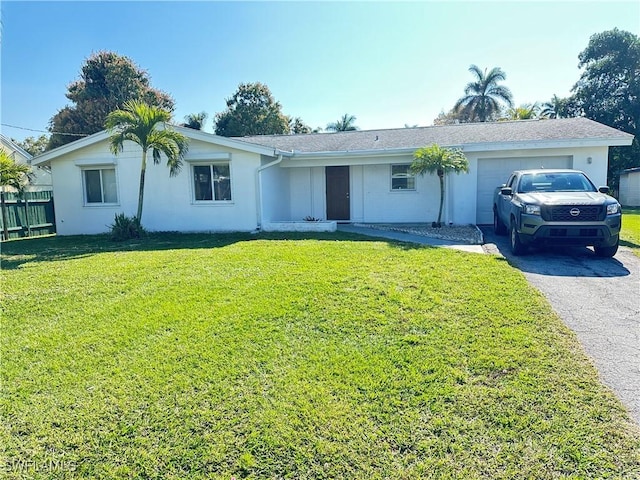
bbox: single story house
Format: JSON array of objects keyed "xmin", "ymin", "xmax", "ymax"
[
  {"xmin": 1, "ymin": 134, "xmax": 53, "ymax": 191},
  {"xmin": 619, "ymin": 167, "xmax": 640, "ymax": 207},
  {"xmin": 31, "ymin": 117, "xmax": 633, "ymax": 235}
]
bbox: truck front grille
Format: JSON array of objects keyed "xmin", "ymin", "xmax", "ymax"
[{"xmin": 542, "ymin": 205, "xmax": 604, "ymax": 222}]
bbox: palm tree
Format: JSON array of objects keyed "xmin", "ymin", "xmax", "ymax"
[
  {"xmin": 539, "ymin": 95, "xmax": 565, "ymax": 119},
  {"xmin": 326, "ymin": 114, "xmax": 358, "ymax": 132},
  {"xmin": 182, "ymin": 112, "xmax": 208, "ymax": 130},
  {"xmin": 105, "ymin": 101, "xmax": 189, "ymax": 224},
  {"xmin": 454, "ymin": 65, "xmax": 513, "ymax": 122},
  {"xmin": 0, "ymin": 150, "xmax": 32, "ymax": 240},
  {"xmin": 410, "ymin": 144, "xmax": 469, "ymax": 227}
]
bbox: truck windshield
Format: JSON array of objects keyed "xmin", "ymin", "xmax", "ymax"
[{"xmin": 517, "ymin": 172, "xmax": 597, "ymax": 193}]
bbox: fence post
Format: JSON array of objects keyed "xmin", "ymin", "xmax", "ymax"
[
  {"xmin": 24, "ymin": 193, "xmax": 31, "ymax": 237},
  {"xmin": 1, "ymin": 188, "xmax": 8, "ymax": 241}
]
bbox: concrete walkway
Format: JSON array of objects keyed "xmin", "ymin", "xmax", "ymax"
[{"xmin": 337, "ymin": 224, "xmax": 485, "ymax": 253}]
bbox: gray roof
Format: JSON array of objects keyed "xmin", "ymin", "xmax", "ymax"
[{"xmin": 238, "ymin": 117, "xmax": 634, "ymax": 154}]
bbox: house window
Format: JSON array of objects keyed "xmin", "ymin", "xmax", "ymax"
[
  {"xmin": 84, "ymin": 168, "xmax": 118, "ymax": 204},
  {"xmin": 391, "ymin": 164, "xmax": 416, "ymax": 190},
  {"xmin": 193, "ymin": 164, "xmax": 232, "ymax": 201}
]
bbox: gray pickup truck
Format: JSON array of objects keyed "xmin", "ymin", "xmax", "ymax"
[{"xmin": 493, "ymin": 169, "xmax": 622, "ymax": 257}]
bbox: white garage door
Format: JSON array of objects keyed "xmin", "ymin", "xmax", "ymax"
[{"xmin": 476, "ymin": 156, "xmax": 572, "ymax": 224}]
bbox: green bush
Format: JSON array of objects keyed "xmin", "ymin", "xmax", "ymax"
[{"xmin": 109, "ymin": 213, "xmax": 145, "ymax": 241}]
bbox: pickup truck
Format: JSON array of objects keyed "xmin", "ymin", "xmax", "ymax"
[{"xmin": 493, "ymin": 169, "xmax": 621, "ymax": 257}]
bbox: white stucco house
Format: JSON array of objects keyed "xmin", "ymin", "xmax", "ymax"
[
  {"xmin": 619, "ymin": 167, "xmax": 640, "ymax": 207},
  {"xmin": 1, "ymin": 134, "xmax": 53, "ymax": 191},
  {"xmin": 31, "ymin": 117, "xmax": 633, "ymax": 236}
]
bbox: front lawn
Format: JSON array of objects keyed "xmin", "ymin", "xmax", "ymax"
[
  {"xmin": 621, "ymin": 207, "xmax": 640, "ymax": 255},
  {"xmin": 1, "ymin": 233, "xmax": 639, "ymax": 479}
]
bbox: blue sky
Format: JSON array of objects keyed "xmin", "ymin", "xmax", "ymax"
[{"xmin": 1, "ymin": 1, "xmax": 639, "ymax": 141}]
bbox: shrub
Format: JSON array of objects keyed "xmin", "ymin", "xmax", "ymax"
[{"xmin": 109, "ymin": 213, "xmax": 145, "ymax": 241}]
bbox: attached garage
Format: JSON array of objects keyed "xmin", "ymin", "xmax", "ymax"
[{"xmin": 475, "ymin": 156, "xmax": 572, "ymax": 224}]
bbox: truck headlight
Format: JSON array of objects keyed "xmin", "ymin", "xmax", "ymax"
[
  {"xmin": 524, "ymin": 204, "xmax": 541, "ymax": 215},
  {"xmin": 606, "ymin": 203, "xmax": 621, "ymax": 215}
]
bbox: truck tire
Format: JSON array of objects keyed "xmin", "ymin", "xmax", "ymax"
[
  {"xmin": 494, "ymin": 209, "xmax": 507, "ymax": 235},
  {"xmin": 594, "ymin": 239, "xmax": 619, "ymax": 258},
  {"xmin": 510, "ymin": 221, "xmax": 527, "ymax": 256}
]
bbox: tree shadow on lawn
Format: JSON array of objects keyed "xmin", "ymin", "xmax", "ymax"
[{"xmin": 0, "ymin": 231, "xmax": 430, "ymax": 270}]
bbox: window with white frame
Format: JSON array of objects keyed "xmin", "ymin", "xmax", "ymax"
[
  {"xmin": 193, "ymin": 163, "xmax": 232, "ymax": 201},
  {"xmin": 83, "ymin": 168, "xmax": 118, "ymax": 204},
  {"xmin": 391, "ymin": 164, "xmax": 416, "ymax": 190}
]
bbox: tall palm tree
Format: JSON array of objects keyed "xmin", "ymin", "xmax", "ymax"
[
  {"xmin": 105, "ymin": 101, "xmax": 189, "ymax": 223},
  {"xmin": 182, "ymin": 112, "xmax": 208, "ymax": 130},
  {"xmin": 454, "ymin": 65, "xmax": 513, "ymax": 122},
  {"xmin": 326, "ymin": 114, "xmax": 358, "ymax": 132},
  {"xmin": 0, "ymin": 150, "xmax": 32, "ymax": 240},
  {"xmin": 410, "ymin": 144, "xmax": 469, "ymax": 227}
]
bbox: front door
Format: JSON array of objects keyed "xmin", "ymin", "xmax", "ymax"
[{"xmin": 326, "ymin": 166, "xmax": 350, "ymax": 221}]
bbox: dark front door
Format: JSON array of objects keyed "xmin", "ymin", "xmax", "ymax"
[{"xmin": 326, "ymin": 166, "xmax": 350, "ymax": 221}]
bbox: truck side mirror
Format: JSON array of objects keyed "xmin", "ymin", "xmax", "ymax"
[
  {"xmin": 598, "ymin": 186, "xmax": 610, "ymax": 194},
  {"xmin": 500, "ymin": 187, "xmax": 513, "ymax": 196}
]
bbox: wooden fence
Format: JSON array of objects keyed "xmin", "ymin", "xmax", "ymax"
[{"xmin": 0, "ymin": 190, "xmax": 56, "ymax": 240}]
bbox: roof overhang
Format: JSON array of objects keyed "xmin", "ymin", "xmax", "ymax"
[
  {"xmin": 31, "ymin": 126, "xmax": 280, "ymax": 166},
  {"xmin": 1, "ymin": 134, "xmax": 33, "ymax": 160}
]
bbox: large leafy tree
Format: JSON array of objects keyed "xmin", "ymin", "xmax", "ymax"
[
  {"xmin": 214, "ymin": 82, "xmax": 290, "ymax": 137},
  {"xmin": 454, "ymin": 65, "xmax": 513, "ymax": 122},
  {"xmin": 105, "ymin": 101, "xmax": 189, "ymax": 224},
  {"xmin": 48, "ymin": 52, "xmax": 174, "ymax": 150},
  {"xmin": 326, "ymin": 114, "xmax": 358, "ymax": 132},
  {"xmin": 410, "ymin": 144, "xmax": 469, "ymax": 227},
  {"xmin": 571, "ymin": 28, "xmax": 640, "ymax": 187},
  {"xmin": 0, "ymin": 151, "xmax": 32, "ymax": 240}
]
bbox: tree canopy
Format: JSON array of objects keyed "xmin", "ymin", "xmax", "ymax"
[
  {"xmin": 48, "ymin": 51, "xmax": 174, "ymax": 150},
  {"xmin": 326, "ymin": 114, "xmax": 359, "ymax": 132},
  {"xmin": 454, "ymin": 65, "xmax": 513, "ymax": 122},
  {"xmin": 105, "ymin": 101, "xmax": 188, "ymax": 223},
  {"xmin": 571, "ymin": 28, "xmax": 640, "ymax": 184},
  {"xmin": 0, "ymin": 150, "xmax": 33, "ymax": 240},
  {"xmin": 214, "ymin": 82, "xmax": 290, "ymax": 137}
]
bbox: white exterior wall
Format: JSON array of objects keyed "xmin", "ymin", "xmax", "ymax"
[
  {"xmin": 260, "ymin": 159, "xmax": 290, "ymax": 222},
  {"xmin": 285, "ymin": 155, "xmax": 443, "ymax": 224},
  {"xmin": 50, "ymin": 138, "xmax": 262, "ymax": 235},
  {"xmin": 619, "ymin": 171, "xmax": 640, "ymax": 207}
]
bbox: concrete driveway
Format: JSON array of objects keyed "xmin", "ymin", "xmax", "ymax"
[{"xmin": 481, "ymin": 227, "xmax": 640, "ymax": 424}]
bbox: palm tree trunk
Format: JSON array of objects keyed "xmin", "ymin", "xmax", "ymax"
[
  {"xmin": 437, "ymin": 171, "xmax": 445, "ymax": 226},
  {"xmin": 136, "ymin": 149, "xmax": 147, "ymax": 223}
]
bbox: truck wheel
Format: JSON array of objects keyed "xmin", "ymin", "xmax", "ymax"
[
  {"xmin": 510, "ymin": 222, "xmax": 526, "ymax": 255},
  {"xmin": 594, "ymin": 240, "xmax": 619, "ymax": 258},
  {"xmin": 494, "ymin": 209, "xmax": 507, "ymax": 235}
]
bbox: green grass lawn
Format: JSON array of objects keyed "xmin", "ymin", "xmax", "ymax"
[
  {"xmin": 621, "ymin": 207, "xmax": 640, "ymax": 255},
  {"xmin": 1, "ymin": 233, "xmax": 639, "ymax": 479}
]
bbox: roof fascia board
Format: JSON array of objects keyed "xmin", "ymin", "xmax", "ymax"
[
  {"xmin": 31, "ymin": 130, "xmax": 110, "ymax": 166},
  {"xmin": 462, "ymin": 136, "xmax": 634, "ymax": 152},
  {"xmin": 0, "ymin": 134, "xmax": 33, "ymax": 160},
  {"xmin": 32, "ymin": 127, "xmax": 280, "ymax": 166},
  {"xmin": 172, "ymin": 126, "xmax": 278, "ymax": 157}
]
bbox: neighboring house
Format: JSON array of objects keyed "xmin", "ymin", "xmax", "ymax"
[
  {"xmin": 0, "ymin": 134, "xmax": 53, "ymax": 191},
  {"xmin": 619, "ymin": 167, "xmax": 640, "ymax": 207},
  {"xmin": 31, "ymin": 117, "xmax": 633, "ymax": 235}
]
